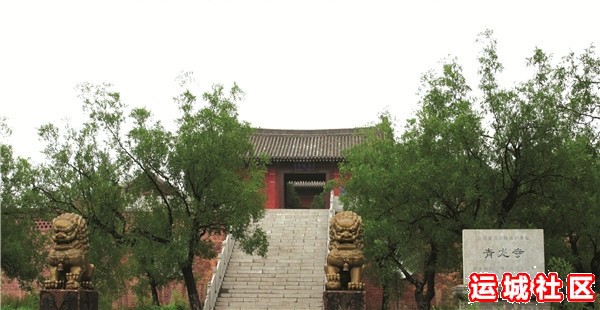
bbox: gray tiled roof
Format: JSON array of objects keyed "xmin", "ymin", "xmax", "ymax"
[{"xmin": 250, "ymin": 128, "xmax": 368, "ymax": 162}]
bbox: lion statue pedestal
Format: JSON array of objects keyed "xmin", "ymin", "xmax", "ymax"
[
  {"xmin": 40, "ymin": 213, "xmax": 98, "ymax": 310},
  {"xmin": 39, "ymin": 290, "xmax": 98, "ymax": 310},
  {"xmin": 323, "ymin": 211, "xmax": 367, "ymax": 310}
]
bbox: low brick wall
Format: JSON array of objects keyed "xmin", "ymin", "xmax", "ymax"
[{"xmin": 1, "ymin": 275, "xmax": 29, "ymax": 299}]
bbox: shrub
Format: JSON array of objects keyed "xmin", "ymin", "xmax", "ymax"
[{"xmin": 1, "ymin": 293, "xmax": 39, "ymax": 310}]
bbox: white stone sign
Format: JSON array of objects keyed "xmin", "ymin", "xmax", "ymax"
[{"xmin": 462, "ymin": 229, "xmax": 544, "ymax": 284}]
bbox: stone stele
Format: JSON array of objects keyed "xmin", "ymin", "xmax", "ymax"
[
  {"xmin": 462, "ymin": 229, "xmax": 544, "ymax": 283},
  {"xmin": 459, "ymin": 229, "xmax": 549, "ymax": 309}
]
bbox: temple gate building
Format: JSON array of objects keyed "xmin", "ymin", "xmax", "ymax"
[{"xmin": 250, "ymin": 128, "xmax": 368, "ymax": 209}]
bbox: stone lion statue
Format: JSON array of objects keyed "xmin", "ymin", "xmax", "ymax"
[
  {"xmin": 44, "ymin": 213, "xmax": 95, "ymax": 290},
  {"xmin": 325, "ymin": 211, "xmax": 366, "ymax": 290}
]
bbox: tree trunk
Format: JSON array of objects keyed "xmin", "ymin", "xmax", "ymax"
[
  {"xmin": 182, "ymin": 264, "xmax": 202, "ymax": 310},
  {"xmin": 380, "ymin": 281, "xmax": 388, "ymax": 310},
  {"xmin": 568, "ymin": 233, "xmax": 585, "ymax": 273},
  {"xmin": 414, "ymin": 283, "xmax": 431, "ymax": 310},
  {"xmin": 590, "ymin": 249, "xmax": 600, "ymax": 285},
  {"xmin": 414, "ymin": 243, "xmax": 438, "ymax": 310},
  {"xmin": 497, "ymin": 181, "xmax": 519, "ymax": 228},
  {"xmin": 146, "ymin": 272, "xmax": 160, "ymax": 306}
]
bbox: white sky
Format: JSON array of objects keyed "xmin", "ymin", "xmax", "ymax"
[{"xmin": 1, "ymin": 0, "xmax": 599, "ymax": 163}]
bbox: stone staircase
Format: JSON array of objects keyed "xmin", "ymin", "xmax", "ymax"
[{"xmin": 214, "ymin": 209, "xmax": 329, "ymax": 310}]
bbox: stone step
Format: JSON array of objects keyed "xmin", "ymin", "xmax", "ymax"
[
  {"xmin": 213, "ymin": 209, "xmax": 329, "ymax": 310},
  {"xmin": 221, "ymin": 280, "xmax": 322, "ymax": 284},
  {"xmin": 214, "ymin": 301, "xmax": 322, "ymax": 310}
]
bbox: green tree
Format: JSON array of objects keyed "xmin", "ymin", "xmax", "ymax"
[
  {"xmin": 0, "ymin": 119, "xmax": 47, "ymax": 290},
  {"xmin": 340, "ymin": 31, "xmax": 599, "ymax": 309},
  {"xmin": 477, "ymin": 31, "xmax": 600, "ymax": 284},
  {"xmin": 285, "ymin": 183, "xmax": 302, "ymax": 209},
  {"xmin": 34, "ymin": 79, "xmax": 268, "ymax": 309}
]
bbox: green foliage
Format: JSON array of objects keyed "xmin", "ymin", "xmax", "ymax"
[
  {"xmin": 168, "ymin": 290, "xmax": 189, "ymax": 310},
  {"xmin": 340, "ymin": 30, "xmax": 599, "ymax": 309},
  {"xmin": 0, "ymin": 293, "xmax": 40, "ymax": 310},
  {"xmin": 1, "ymin": 121, "xmax": 47, "ymax": 290},
  {"xmin": 32, "ymin": 78, "xmax": 268, "ymax": 309},
  {"xmin": 131, "ymin": 304, "xmax": 188, "ymax": 310},
  {"xmin": 88, "ymin": 228, "xmax": 131, "ymax": 301},
  {"xmin": 548, "ymin": 257, "xmax": 575, "ymax": 280},
  {"xmin": 309, "ymin": 191, "xmax": 326, "ymax": 209},
  {"xmin": 285, "ymin": 183, "xmax": 302, "ymax": 209},
  {"xmin": 130, "ymin": 290, "xmax": 189, "ymax": 310},
  {"xmin": 546, "ymin": 258, "xmax": 599, "ymax": 310}
]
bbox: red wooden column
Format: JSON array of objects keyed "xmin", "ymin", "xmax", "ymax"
[
  {"xmin": 331, "ymin": 170, "xmax": 341, "ymax": 196},
  {"xmin": 264, "ymin": 168, "xmax": 279, "ymax": 209}
]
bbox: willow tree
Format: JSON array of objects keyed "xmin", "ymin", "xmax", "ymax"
[
  {"xmin": 0, "ymin": 120, "xmax": 46, "ymax": 290},
  {"xmin": 35, "ymin": 80, "xmax": 268, "ymax": 309},
  {"xmin": 340, "ymin": 31, "xmax": 599, "ymax": 309}
]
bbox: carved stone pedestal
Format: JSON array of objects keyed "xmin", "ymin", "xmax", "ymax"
[
  {"xmin": 323, "ymin": 290, "xmax": 366, "ymax": 310},
  {"xmin": 40, "ymin": 289, "xmax": 98, "ymax": 310}
]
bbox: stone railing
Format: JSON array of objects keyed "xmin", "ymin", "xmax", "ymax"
[
  {"xmin": 325, "ymin": 190, "xmax": 342, "ymax": 290},
  {"xmin": 203, "ymin": 234, "xmax": 235, "ymax": 310},
  {"xmin": 327, "ymin": 190, "xmax": 340, "ymax": 254}
]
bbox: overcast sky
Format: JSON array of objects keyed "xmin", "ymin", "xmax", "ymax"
[{"xmin": 1, "ymin": 1, "xmax": 599, "ymax": 162}]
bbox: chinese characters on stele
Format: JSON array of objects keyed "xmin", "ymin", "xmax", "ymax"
[{"xmin": 468, "ymin": 272, "xmax": 596, "ymax": 303}]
